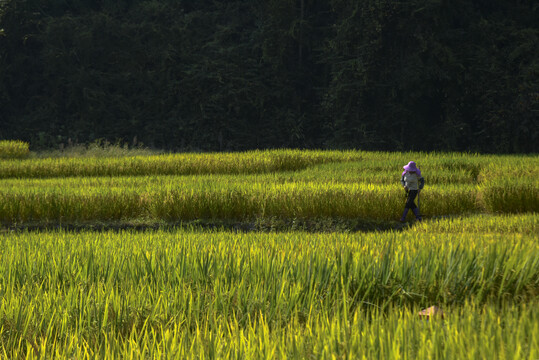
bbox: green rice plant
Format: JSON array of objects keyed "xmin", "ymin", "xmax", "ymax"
[
  {"xmin": 0, "ymin": 177, "xmax": 484, "ymax": 223},
  {"xmin": 0, "ymin": 148, "xmax": 534, "ymax": 188},
  {"xmin": 0, "ymin": 228, "xmax": 537, "ymax": 358},
  {"xmin": 290, "ymin": 161, "xmax": 480, "ymax": 185},
  {"xmin": 413, "ymin": 213, "xmax": 539, "ymax": 235},
  {"xmin": 476, "ymin": 156, "xmax": 539, "ymax": 213},
  {"xmin": 0, "ymin": 151, "xmax": 536, "ymax": 225},
  {"xmin": 476, "ymin": 155, "xmax": 539, "ymax": 183},
  {"xmin": 479, "ymin": 178, "xmax": 539, "ymax": 213},
  {"xmin": 0, "ymin": 149, "xmax": 363, "ymax": 179},
  {"xmin": 0, "ymin": 172, "xmax": 531, "ymax": 225},
  {"xmin": 0, "ymin": 140, "xmax": 29, "ymax": 159},
  {"xmin": 2, "ymin": 300, "xmax": 537, "ymax": 359},
  {"xmin": 0, "ymin": 148, "xmax": 511, "ymax": 181},
  {"xmin": 0, "ymin": 150, "xmax": 536, "ymax": 358}
]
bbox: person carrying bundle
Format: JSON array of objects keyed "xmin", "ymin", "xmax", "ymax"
[{"xmin": 400, "ymin": 161, "xmax": 424, "ymax": 222}]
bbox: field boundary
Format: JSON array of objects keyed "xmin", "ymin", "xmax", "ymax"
[{"xmin": 1, "ymin": 217, "xmax": 415, "ymax": 233}]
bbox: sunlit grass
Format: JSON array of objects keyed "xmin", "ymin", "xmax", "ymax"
[
  {"xmin": 0, "ymin": 140, "xmax": 29, "ymax": 159},
  {"xmin": 0, "ymin": 174, "xmax": 534, "ymax": 224},
  {"xmin": 0, "ymin": 149, "xmax": 363, "ymax": 179},
  {"xmin": 0, "ymin": 149, "xmax": 537, "ymax": 358},
  {"xmin": 0, "ymin": 226, "xmax": 537, "ymax": 358}
]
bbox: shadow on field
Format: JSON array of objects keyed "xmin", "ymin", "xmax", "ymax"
[{"xmin": 1, "ymin": 218, "xmax": 420, "ymax": 233}]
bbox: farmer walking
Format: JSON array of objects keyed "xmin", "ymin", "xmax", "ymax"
[{"xmin": 400, "ymin": 161, "xmax": 425, "ymax": 222}]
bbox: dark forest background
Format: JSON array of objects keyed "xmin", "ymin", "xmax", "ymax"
[{"xmin": 0, "ymin": 0, "xmax": 537, "ymax": 152}]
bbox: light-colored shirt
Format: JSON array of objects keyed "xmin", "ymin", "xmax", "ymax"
[{"xmin": 403, "ymin": 172, "xmax": 420, "ymax": 190}]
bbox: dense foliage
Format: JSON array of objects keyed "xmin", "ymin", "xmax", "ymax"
[
  {"xmin": 0, "ymin": 149, "xmax": 537, "ymax": 357},
  {"xmin": 0, "ymin": 150, "xmax": 537, "ymax": 225},
  {"xmin": 0, "ymin": 225, "xmax": 538, "ymax": 358},
  {"xmin": 0, "ymin": 0, "xmax": 537, "ymax": 152},
  {"xmin": 0, "ymin": 139, "xmax": 29, "ymax": 158}
]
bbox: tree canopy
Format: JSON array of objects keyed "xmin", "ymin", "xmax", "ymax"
[{"xmin": 1, "ymin": 0, "xmax": 537, "ymax": 152}]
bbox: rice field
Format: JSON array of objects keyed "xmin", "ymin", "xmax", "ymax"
[
  {"xmin": 1, "ymin": 223, "xmax": 538, "ymax": 358},
  {"xmin": 0, "ymin": 150, "xmax": 537, "ymax": 225},
  {"xmin": 0, "ymin": 140, "xmax": 29, "ymax": 159},
  {"xmin": 0, "ymin": 149, "xmax": 537, "ymax": 358}
]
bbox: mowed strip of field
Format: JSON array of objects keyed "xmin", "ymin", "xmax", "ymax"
[
  {"xmin": 0, "ymin": 151, "xmax": 537, "ymax": 224},
  {"xmin": 0, "ymin": 216, "xmax": 537, "ymax": 358}
]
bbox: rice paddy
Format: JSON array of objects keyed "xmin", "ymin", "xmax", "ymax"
[{"xmin": 0, "ymin": 149, "xmax": 537, "ymax": 358}]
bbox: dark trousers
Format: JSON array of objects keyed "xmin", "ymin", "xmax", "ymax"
[{"xmin": 405, "ymin": 190, "xmax": 418, "ymax": 209}]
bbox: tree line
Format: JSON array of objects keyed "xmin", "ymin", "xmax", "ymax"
[{"xmin": 0, "ymin": 0, "xmax": 537, "ymax": 152}]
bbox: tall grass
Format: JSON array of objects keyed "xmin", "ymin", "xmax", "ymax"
[
  {"xmin": 1, "ymin": 173, "xmax": 535, "ymax": 224},
  {"xmin": 2, "ymin": 301, "xmax": 537, "ymax": 359},
  {"xmin": 414, "ymin": 213, "xmax": 538, "ymax": 234},
  {"xmin": 0, "ymin": 178, "xmax": 484, "ymax": 223},
  {"xmin": 1, "ymin": 149, "xmax": 535, "ymax": 183},
  {"xmin": 0, "ymin": 150, "xmax": 537, "ymax": 358},
  {"xmin": 480, "ymin": 178, "xmax": 539, "ymax": 213},
  {"xmin": 0, "ymin": 140, "xmax": 29, "ymax": 159},
  {"xmin": 0, "ymin": 149, "xmax": 363, "ymax": 179},
  {"xmin": 0, "ymin": 149, "xmax": 536, "ymax": 224},
  {"xmin": 0, "ymin": 227, "xmax": 537, "ymax": 358}
]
